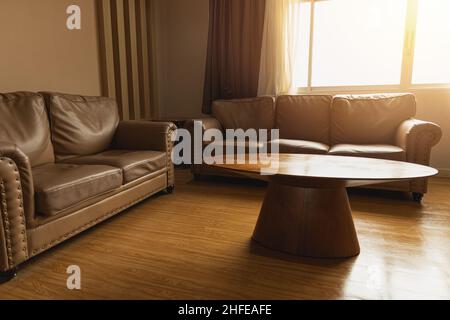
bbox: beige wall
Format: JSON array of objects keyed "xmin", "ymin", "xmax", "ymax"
[
  {"xmin": 0, "ymin": 0, "xmax": 102, "ymax": 96},
  {"xmin": 414, "ymin": 90, "xmax": 450, "ymax": 172},
  {"xmin": 153, "ymin": 0, "xmax": 209, "ymax": 118}
]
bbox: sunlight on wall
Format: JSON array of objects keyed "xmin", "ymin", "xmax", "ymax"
[{"xmin": 413, "ymin": 0, "xmax": 450, "ymax": 84}]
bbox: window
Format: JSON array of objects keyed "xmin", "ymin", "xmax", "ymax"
[{"xmin": 293, "ymin": 0, "xmax": 450, "ymax": 90}]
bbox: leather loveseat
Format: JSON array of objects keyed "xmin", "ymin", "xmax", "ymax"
[
  {"xmin": 186, "ymin": 93, "xmax": 442, "ymax": 201},
  {"xmin": 0, "ymin": 92, "xmax": 175, "ymax": 280}
]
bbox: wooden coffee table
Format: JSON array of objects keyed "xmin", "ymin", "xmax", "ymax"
[{"xmin": 210, "ymin": 154, "xmax": 438, "ymax": 258}]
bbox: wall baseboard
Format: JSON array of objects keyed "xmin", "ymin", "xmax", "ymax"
[{"xmin": 437, "ymin": 168, "xmax": 450, "ymax": 178}]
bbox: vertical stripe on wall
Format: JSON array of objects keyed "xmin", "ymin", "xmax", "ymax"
[{"xmin": 97, "ymin": 0, "xmax": 156, "ymax": 120}]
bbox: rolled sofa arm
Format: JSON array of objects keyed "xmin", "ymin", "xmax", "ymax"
[
  {"xmin": 184, "ymin": 117, "xmax": 223, "ymax": 133},
  {"xmin": 112, "ymin": 121, "xmax": 177, "ymax": 186},
  {"xmin": 0, "ymin": 142, "xmax": 32, "ymax": 272},
  {"xmin": 395, "ymin": 119, "xmax": 443, "ymax": 165},
  {"xmin": 184, "ymin": 118, "xmax": 223, "ymax": 169}
]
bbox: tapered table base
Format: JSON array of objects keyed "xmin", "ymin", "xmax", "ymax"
[{"xmin": 252, "ymin": 182, "xmax": 360, "ymax": 258}]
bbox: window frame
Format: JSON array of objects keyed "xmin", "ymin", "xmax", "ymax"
[{"xmin": 296, "ymin": 0, "xmax": 450, "ymax": 93}]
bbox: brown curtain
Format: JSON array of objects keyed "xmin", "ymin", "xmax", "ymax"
[
  {"xmin": 202, "ymin": 0, "xmax": 266, "ymax": 114},
  {"xmin": 97, "ymin": 0, "xmax": 157, "ymax": 120}
]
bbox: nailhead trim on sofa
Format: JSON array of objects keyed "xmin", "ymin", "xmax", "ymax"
[{"xmin": 0, "ymin": 158, "xmax": 28, "ymax": 271}]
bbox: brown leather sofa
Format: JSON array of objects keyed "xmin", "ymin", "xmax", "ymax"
[
  {"xmin": 186, "ymin": 93, "xmax": 442, "ymax": 201},
  {"xmin": 0, "ymin": 92, "xmax": 175, "ymax": 281}
]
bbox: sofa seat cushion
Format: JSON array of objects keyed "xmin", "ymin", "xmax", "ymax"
[
  {"xmin": 328, "ymin": 144, "xmax": 406, "ymax": 161},
  {"xmin": 33, "ymin": 164, "xmax": 122, "ymax": 217},
  {"xmin": 271, "ymin": 139, "xmax": 329, "ymax": 154},
  {"xmin": 62, "ymin": 150, "xmax": 167, "ymax": 184},
  {"xmin": 203, "ymin": 140, "xmax": 266, "ymax": 153}
]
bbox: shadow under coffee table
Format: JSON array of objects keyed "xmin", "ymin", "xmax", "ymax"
[{"xmin": 210, "ymin": 154, "xmax": 438, "ymax": 258}]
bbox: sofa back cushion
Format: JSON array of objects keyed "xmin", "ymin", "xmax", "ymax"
[
  {"xmin": 331, "ymin": 94, "xmax": 416, "ymax": 145},
  {"xmin": 212, "ymin": 96, "xmax": 276, "ymax": 131},
  {"xmin": 41, "ymin": 92, "xmax": 119, "ymax": 161},
  {"xmin": 0, "ymin": 92, "xmax": 54, "ymax": 167},
  {"xmin": 276, "ymin": 95, "xmax": 332, "ymax": 144}
]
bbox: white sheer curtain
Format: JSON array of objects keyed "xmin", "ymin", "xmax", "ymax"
[{"xmin": 258, "ymin": 0, "xmax": 303, "ymax": 96}]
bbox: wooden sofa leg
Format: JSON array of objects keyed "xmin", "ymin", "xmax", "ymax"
[
  {"xmin": 165, "ymin": 185, "xmax": 175, "ymax": 194},
  {"xmin": 0, "ymin": 267, "xmax": 18, "ymax": 284},
  {"xmin": 412, "ymin": 192, "xmax": 424, "ymax": 203}
]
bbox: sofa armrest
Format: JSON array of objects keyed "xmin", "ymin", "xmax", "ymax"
[
  {"xmin": 395, "ymin": 119, "xmax": 442, "ymax": 165},
  {"xmin": 0, "ymin": 142, "xmax": 31, "ymax": 272},
  {"xmin": 183, "ymin": 118, "xmax": 223, "ymax": 167},
  {"xmin": 184, "ymin": 117, "xmax": 223, "ymax": 133}
]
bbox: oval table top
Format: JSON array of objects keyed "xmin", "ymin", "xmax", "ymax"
[{"xmin": 208, "ymin": 154, "xmax": 438, "ymax": 188}]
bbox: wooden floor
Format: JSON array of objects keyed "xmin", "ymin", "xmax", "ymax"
[{"xmin": 0, "ymin": 169, "xmax": 449, "ymax": 300}]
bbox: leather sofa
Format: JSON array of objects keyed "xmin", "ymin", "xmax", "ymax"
[
  {"xmin": 0, "ymin": 92, "xmax": 175, "ymax": 280},
  {"xmin": 186, "ymin": 93, "xmax": 442, "ymax": 201}
]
